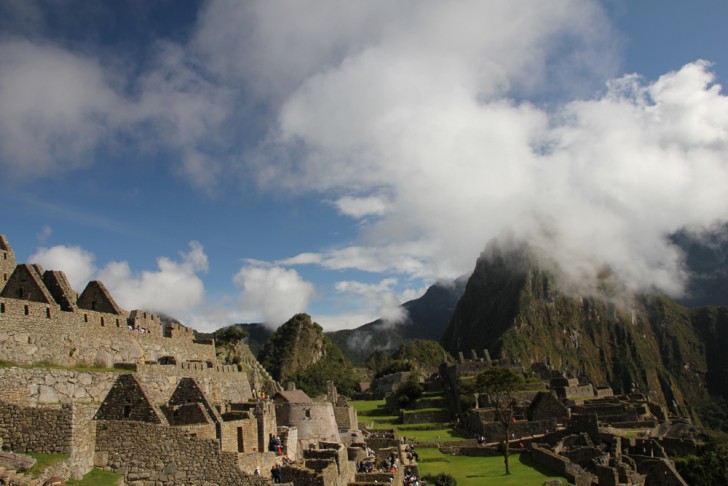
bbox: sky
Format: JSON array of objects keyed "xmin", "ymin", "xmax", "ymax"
[{"xmin": 1, "ymin": 0, "xmax": 728, "ymax": 333}]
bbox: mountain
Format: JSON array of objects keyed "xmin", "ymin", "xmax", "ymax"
[
  {"xmin": 258, "ymin": 313, "xmax": 358, "ymax": 396},
  {"xmin": 673, "ymin": 224, "xmax": 728, "ymax": 308},
  {"xmin": 443, "ymin": 241, "xmax": 728, "ymax": 421},
  {"xmin": 327, "ymin": 277, "xmax": 468, "ymax": 364}
]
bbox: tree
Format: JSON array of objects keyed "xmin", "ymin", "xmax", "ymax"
[{"xmin": 475, "ymin": 367, "xmax": 524, "ymax": 475}]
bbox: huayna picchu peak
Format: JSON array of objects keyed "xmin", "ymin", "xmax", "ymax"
[{"xmin": 444, "ymin": 240, "xmax": 728, "ymax": 426}]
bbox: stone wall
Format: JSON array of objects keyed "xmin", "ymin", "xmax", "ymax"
[
  {"xmin": 279, "ymin": 426, "xmax": 298, "ymax": 460},
  {"xmin": 95, "ymin": 420, "xmax": 251, "ymax": 485},
  {"xmin": 0, "ymin": 297, "xmax": 216, "ymax": 368},
  {"xmin": 220, "ymin": 417, "xmax": 258, "ymax": 453},
  {"xmin": 276, "ymin": 402, "xmax": 340, "ymax": 450},
  {"xmin": 333, "ymin": 405, "xmax": 357, "ymax": 430},
  {"xmin": 236, "ymin": 451, "xmax": 279, "ymax": 477},
  {"xmin": 0, "ymin": 401, "xmax": 72, "ymax": 454},
  {"xmin": 401, "ymin": 409, "xmax": 451, "ymax": 424},
  {"xmin": 281, "ymin": 463, "xmax": 337, "ymax": 486},
  {"xmin": 468, "ymin": 419, "xmax": 557, "ymax": 442},
  {"xmin": 0, "ymin": 400, "xmax": 96, "ymax": 480},
  {"xmin": 0, "ymin": 366, "xmax": 251, "ymax": 406},
  {"xmin": 530, "ymin": 444, "xmax": 595, "ymax": 486}
]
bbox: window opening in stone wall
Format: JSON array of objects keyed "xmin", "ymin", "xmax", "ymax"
[
  {"xmin": 84, "ymin": 314, "xmax": 88, "ymax": 322},
  {"xmin": 237, "ymin": 427, "xmax": 244, "ymax": 452},
  {"xmin": 305, "ymin": 409, "xmax": 311, "ymax": 419},
  {"xmin": 100, "ymin": 316, "xmax": 105, "ymax": 326},
  {"xmin": 3, "ymin": 273, "xmax": 6, "ymax": 281},
  {"xmin": 46, "ymin": 307, "xmax": 50, "ymax": 318},
  {"xmin": 116, "ymin": 319, "xmax": 120, "ymax": 327},
  {"xmin": 123, "ymin": 404, "xmax": 131, "ymax": 418},
  {"xmin": 3, "ymin": 252, "xmax": 6, "ymax": 259},
  {"xmin": 24, "ymin": 305, "xmax": 29, "ymax": 316},
  {"xmin": 1, "ymin": 303, "xmax": 5, "ymax": 313}
]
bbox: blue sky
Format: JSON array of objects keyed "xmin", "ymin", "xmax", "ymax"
[{"xmin": 1, "ymin": 0, "xmax": 728, "ymax": 332}]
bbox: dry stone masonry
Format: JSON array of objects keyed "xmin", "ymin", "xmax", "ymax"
[{"xmin": 0, "ymin": 232, "xmax": 364, "ymax": 486}]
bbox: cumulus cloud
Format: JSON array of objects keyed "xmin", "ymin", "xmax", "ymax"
[
  {"xmin": 234, "ymin": 264, "xmax": 315, "ymax": 328},
  {"xmin": 29, "ymin": 244, "xmax": 96, "ymax": 290},
  {"xmin": 244, "ymin": 0, "xmax": 728, "ymax": 301},
  {"xmin": 9, "ymin": 0, "xmax": 728, "ymax": 316},
  {"xmin": 96, "ymin": 241, "xmax": 208, "ymax": 315}
]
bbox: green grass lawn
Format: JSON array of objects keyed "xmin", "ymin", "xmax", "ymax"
[
  {"xmin": 398, "ymin": 428, "xmax": 470, "ymax": 443},
  {"xmin": 24, "ymin": 453, "xmax": 69, "ymax": 477},
  {"xmin": 352, "ymin": 400, "xmax": 468, "ymax": 440},
  {"xmin": 417, "ymin": 449, "xmax": 571, "ymax": 486},
  {"xmin": 66, "ymin": 469, "xmax": 121, "ymax": 485}
]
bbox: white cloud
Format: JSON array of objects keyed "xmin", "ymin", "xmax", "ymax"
[
  {"xmin": 334, "ymin": 278, "xmax": 407, "ymax": 326},
  {"xmin": 253, "ymin": 0, "xmax": 728, "ymax": 301},
  {"xmin": 29, "ymin": 245, "xmax": 96, "ymax": 290},
  {"xmin": 234, "ymin": 264, "xmax": 315, "ymax": 328},
  {"xmin": 0, "ymin": 40, "xmax": 123, "ymax": 179},
  {"xmin": 333, "ymin": 195, "xmax": 389, "ymax": 218},
  {"xmin": 94, "ymin": 241, "xmax": 208, "ymax": 316},
  {"xmin": 279, "ymin": 243, "xmax": 437, "ymax": 278}
]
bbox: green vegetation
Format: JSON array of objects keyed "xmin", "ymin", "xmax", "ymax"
[
  {"xmin": 213, "ymin": 325, "xmax": 249, "ymax": 343},
  {"xmin": 367, "ymin": 339, "xmax": 451, "ymax": 378},
  {"xmin": 391, "ymin": 376, "xmax": 423, "ymax": 408},
  {"xmin": 23, "ymin": 453, "xmax": 68, "ymax": 477},
  {"xmin": 352, "ymin": 399, "xmax": 399, "ymax": 429},
  {"xmin": 417, "ymin": 449, "xmax": 567, "ymax": 486},
  {"xmin": 421, "ymin": 472, "xmax": 457, "ymax": 486},
  {"xmin": 66, "ymin": 468, "xmax": 122, "ymax": 485},
  {"xmin": 674, "ymin": 442, "xmax": 728, "ymax": 485},
  {"xmin": 258, "ymin": 314, "xmax": 359, "ymax": 397}
]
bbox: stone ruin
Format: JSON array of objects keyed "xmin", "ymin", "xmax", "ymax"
[
  {"xmin": 0, "ymin": 232, "xmax": 369, "ymax": 486},
  {"xmin": 439, "ymin": 352, "xmax": 692, "ymax": 485}
]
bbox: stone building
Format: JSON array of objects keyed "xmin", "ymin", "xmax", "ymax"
[
  {"xmin": 273, "ymin": 389, "xmax": 340, "ymax": 450},
  {"xmin": 0, "ymin": 232, "xmax": 370, "ymax": 485}
]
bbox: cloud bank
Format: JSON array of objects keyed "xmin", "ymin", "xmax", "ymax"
[{"xmin": 7, "ymin": 0, "xmax": 728, "ymax": 326}]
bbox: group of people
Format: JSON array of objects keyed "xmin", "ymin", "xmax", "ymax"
[
  {"xmin": 268, "ymin": 433, "xmax": 283, "ymax": 455},
  {"xmin": 270, "ymin": 464, "xmax": 282, "ymax": 483},
  {"xmin": 356, "ymin": 460, "xmax": 374, "ymax": 473},
  {"xmin": 127, "ymin": 325, "xmax": 149, "ymax": 333},
  {"xmin": 403, "ymin": 469, "xmax": 420, "ymax": 486},
  {"xmin": 403, "ymin": 444, "xmax": 419, "ymax": 464}
]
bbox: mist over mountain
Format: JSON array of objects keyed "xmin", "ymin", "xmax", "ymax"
[
  {"xmin": 673, "ymin": 223, "xmax": 728, "ymax": 308},
  {"xmin": 442, "ymin": 239, "xmax": 728, "ymax": 422},
  {"xmin": 327, "ymin": 276, "xmax": 467, "ymax": 364}
]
